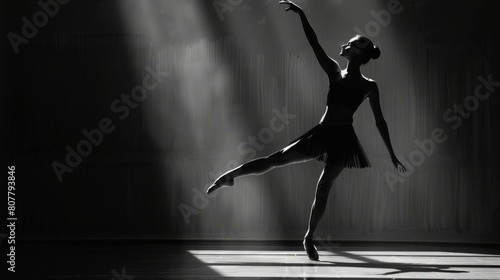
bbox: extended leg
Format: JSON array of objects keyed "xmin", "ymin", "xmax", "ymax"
[
  {"xmin": 303, "ymin": 164, "xmax": 343, "ymax": 260},
  {"xmin": 206, "ymin": 143, "xmax": 312, "ymax": 195}
]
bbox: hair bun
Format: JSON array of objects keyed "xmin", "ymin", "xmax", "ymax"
[{"xmin": 371, "ymin": 45, "xmax": 381, "ymax": 59}]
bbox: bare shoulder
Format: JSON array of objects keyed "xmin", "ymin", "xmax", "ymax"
[
  {"xmin": 363, "ymin": 78, "xmax": 378, "ymax": 98},
  {"xmin": 328, "ymin": 58, "xmax": 342, "ymax": 76},
  {"xmin": 331, "ymin": 59, "xmax": 341, "ymax": 72}
]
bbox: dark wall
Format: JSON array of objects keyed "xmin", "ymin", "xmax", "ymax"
[{"xmin": 4, "ymin": 0, "xmax": 500, "ymax": 242}]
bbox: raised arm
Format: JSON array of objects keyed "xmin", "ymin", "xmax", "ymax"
[
  {"xmin": 367, "ymin": 81, "xmax": 407, "ymax": 173},
  {"xmin": 280, "ymin": 1, "xmax": 340, "ymax": 75}
]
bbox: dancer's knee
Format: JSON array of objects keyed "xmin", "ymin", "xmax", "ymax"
[
  {"xmin": 316, "ymin": 180, "xmax": 334, "ymax": 198},
  {"xmin": 315, "ymin": 165, "xmax": 342, "ymax": 198},
  {"xmin": 266, "ymin": 151, "xmax": 290, "ymax": 166},
  {"xmin": 267, "ymin": 149, "xmax": 307, "ymax": 167}
]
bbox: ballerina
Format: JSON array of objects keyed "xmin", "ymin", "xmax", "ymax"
[{"xmin": 207, "ymin": 0, "xmax": 407, "ymax": 260}]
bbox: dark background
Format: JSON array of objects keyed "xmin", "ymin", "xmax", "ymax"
[{"xmin": 2, "ymin": 0, "xmax": 500, "ymax": 242}]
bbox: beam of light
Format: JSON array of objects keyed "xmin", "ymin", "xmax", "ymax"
[
  {"xmin": 117, "ymin": 0, "xmax": 273, "ymax": 237},
  {"xmin": 185, "ymin": 0, "xmax": 286, "ymax": 237}
]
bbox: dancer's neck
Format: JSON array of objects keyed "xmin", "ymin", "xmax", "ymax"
[{"xmin": 345, "ymin": 62, "xmax": 361, "ymax": 78}]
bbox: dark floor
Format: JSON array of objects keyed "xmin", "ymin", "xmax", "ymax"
[{"xmin": 7, "ymin": 240, "xmax": 500, "ymax": 279}]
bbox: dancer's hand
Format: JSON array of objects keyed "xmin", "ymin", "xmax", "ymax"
[
  {"xmin": 391, "ymin": 156, "xmax": 407, "ymax": 173},
  {"xmin": 279, "ymin": 0, "xmax": 302, "ymax": 13}
]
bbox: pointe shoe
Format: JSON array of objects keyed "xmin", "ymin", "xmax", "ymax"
[
  {"xmin": 303, "ymin": 238, "xmax": 319, "ymax": 261},
  {"xmin": 206, "ymin": 175, "xmax": 234, "ymax": 195}
]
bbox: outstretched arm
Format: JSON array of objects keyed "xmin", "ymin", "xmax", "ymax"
[
  {"xmin": 280, "ymin": 1, "xmax": 340, "ymax": 75},
  {"xmin": 368, "ymin": 82, "xmax": 407, "ymax": 173}
]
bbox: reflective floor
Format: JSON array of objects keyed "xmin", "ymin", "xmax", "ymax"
[{"xmin": 15, "ymin": 240, "xmax": 500, "ymax": 279}]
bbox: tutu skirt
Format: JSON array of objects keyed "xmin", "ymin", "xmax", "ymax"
[{"xmin": 283, "ymin": 123, "xmax": 371, "ymax": 168}]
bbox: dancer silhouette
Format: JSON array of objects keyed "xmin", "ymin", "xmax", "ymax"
[{"xmin": 207, "ymin": 0, "xmax": 407, "ymax": 261}]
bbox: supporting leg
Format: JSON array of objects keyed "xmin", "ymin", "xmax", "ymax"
[{"xmin": 303, "ymin": 164, "xmax": 343, "ymax": 260}]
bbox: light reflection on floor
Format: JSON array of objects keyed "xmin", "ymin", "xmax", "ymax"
[{"xmin": 189, "ymin": 248, "xmax": 500, "ymax": 278}]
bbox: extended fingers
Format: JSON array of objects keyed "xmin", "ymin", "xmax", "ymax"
[
  {"xmin": 279, "ymin": 0, "xmax": 293, "ymax": 10},
  {"xmin": 398, "ymin": 163, "xmax": 407, "ymax": 173}
]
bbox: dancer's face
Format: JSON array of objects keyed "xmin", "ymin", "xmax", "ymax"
[{"xmin": 340, "ymin": 37, "xmax": 365, "ymax": 60}]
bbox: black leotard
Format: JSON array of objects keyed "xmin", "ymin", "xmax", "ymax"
[{"xmin": 327, "ymin": 73, "xmax": 368, "ymax": 112}]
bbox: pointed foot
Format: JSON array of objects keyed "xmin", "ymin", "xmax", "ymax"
[
  {"xmin": 206, "ymin": 175, "xmax": 234, "ymax": 195},
  {"xmin": 303, "ymin": 238, "xmax": 319, "ymax": 261}
]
